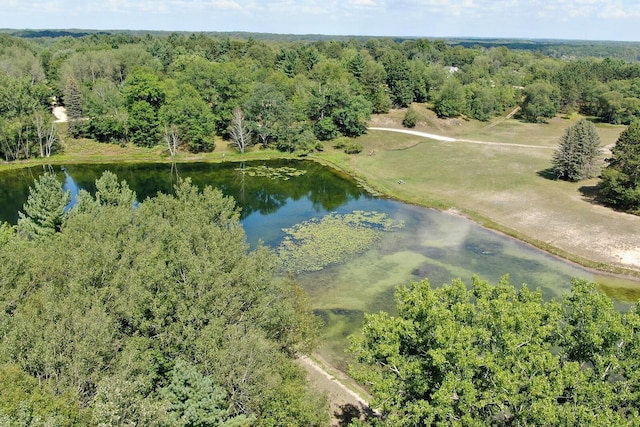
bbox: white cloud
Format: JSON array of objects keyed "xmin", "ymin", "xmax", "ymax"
[
  {"xmin": 0, "ymin": 0, "xmax": 64, "ymax": 13},
  {"xmin": 1, "ymin": 0, "xmax": 639, "ymax": 40},
  {"xmin": 347, "ymin": 0, "xmax": 383, "ymax": 7},
  {"xmin": 210, "ymin": 0, "xmax": 243, "ymax": 10}
]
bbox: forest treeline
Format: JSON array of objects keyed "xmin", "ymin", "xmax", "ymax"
[{"xmin": 3, "ymin": 32, "xmax": 640, "ymax": 161}]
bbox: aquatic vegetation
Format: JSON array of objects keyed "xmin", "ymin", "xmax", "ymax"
[
  {"xmin": 278, "ymin": 210, "xmax": 404, "ymax": 274},
  {"xmin": 234, "ymin": 165, "xmax": 307, "ymax": 180}
]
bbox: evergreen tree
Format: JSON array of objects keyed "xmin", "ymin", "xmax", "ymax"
[
  {"xmin": 17, "ymin": 173, "xmax": 70, "ymax": 238},
  {"xmin": 551, "ymin": 119, "xmax": 602, "ymax": 181},
  {"xmin": 63, "ymin": 76, "xmax": 83, "ymax": 137},
  {"xmin": 598, "ymin": 120, "xmax": 640, "ymax": 211},
  {"xmin": 163, "ymin": 359, "xmax": 252, "ymax": 427}
]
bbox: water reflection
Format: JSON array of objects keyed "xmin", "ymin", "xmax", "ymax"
[{"xmin": 62, "ymin": 170, "xmax": 80, "ymax": 211}]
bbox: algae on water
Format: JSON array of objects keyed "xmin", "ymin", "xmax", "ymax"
[
  {"xmin": 278, "ymin": 210, "xmax": 404, "ymax": 274},
  {"xmin": 234, "ymin": 165, "xmax": 307, "ymax": 180}
]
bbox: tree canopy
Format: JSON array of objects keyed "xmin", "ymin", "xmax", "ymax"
[
  {"xmin": 598, "ymin": 120, "xmax": 640, "ymax": 212},
  {"xmin": 350, "ymin": 276, "xmax": 640, "ymax": 426},
  {"xmin": 0, "ymin": 172, "xmax": 327, "ymax": 426},
  {"xmin": 4, "ymin": 32, "xmax": 640, "ymax": 160}
]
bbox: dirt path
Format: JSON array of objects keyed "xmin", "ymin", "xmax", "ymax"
[
  {"xmin": 52, "ymin": 106, "xmax": 68, "ymax": 123},
  {"xmin": 298, "ymin": 354, "xmax": 377, "ymax": 426},
  {"xmin": 369, "ymin": 127, "xmax": 553, "ymax": 150}
]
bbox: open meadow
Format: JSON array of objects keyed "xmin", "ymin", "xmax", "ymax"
[{"xmin": 341, "ymin": 106, "xmax": 640, "ymax": 290}]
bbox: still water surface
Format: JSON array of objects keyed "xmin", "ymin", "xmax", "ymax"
[{"xmin": 1, "ymin": 160, "xmax": 636, "ymax": 368}]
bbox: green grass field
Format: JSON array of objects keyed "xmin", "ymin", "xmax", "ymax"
[{"xmin": 334, "ymin": 109, "xmax": 640, "ymax": 293}]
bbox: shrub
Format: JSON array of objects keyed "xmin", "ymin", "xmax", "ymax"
[
  {"xmin": 344, "ymin": 142, "xmax": 363, "ymax": 154},
  {"xmin": 402, "ymin": 106, "xmax": 419, "ymax": 128},
  {"xmin": 332, "ymin": 137, "xmax": 350, "ymax": 149}
]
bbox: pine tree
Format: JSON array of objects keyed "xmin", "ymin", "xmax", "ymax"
[
  {"xmin": 17, "ymin": 173, "xmax": 70, "ymax": 238},
  {"xmin": 551, "ymin": 119, "xmax": 601, "ymax": 181},
  {"xmin": 64, "ymin": 76, "xmax": 83, "ymax": 137},
  {"xmin": 598, "ymin": 120, "xmax": 640, "ymax": 211}
]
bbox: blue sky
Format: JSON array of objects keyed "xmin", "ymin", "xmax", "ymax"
[{"xmin": 2, "ymin": 0, "xmax": 640, "ymax": 41}]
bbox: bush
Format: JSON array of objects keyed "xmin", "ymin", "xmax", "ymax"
[
  {"xmin": 332, "ymin": 137, "xmax": 350, "ymax": 149},
  {"xmin": 402, "ymin": 106, "xmax": 419, "ymax": 128},
  {"xmin": 344, "ymin": 142, "xmax": 363, "ymax": 154}
]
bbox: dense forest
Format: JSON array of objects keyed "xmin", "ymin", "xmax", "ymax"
[
  {"xmin": 3, "ymin": 31, "xmax": 640, "ymax": 162},
  {"xmin": 0, "ymin": 172, "xmax": 327, "ymax": 425}
]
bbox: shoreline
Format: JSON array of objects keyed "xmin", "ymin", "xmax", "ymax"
[{"xmin": 2, "ymin": 137, "xmax": 640, "ymax": 284}]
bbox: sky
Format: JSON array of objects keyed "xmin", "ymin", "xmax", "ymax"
[{"xmin": 1, "ymin": 0, "xmax": 640, "ymax": 42}]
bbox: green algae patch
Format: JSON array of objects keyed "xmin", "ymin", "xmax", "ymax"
[
  {"xmin": 234, "ymin": 165, "xmax": 307, "ymax": 180},
  {"xmin": 278, "ymin": 210, "xmax": 404, "ymax": 274}
]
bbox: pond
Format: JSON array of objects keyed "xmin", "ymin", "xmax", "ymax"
[{"xmin": 1, "ymin": 160, "xmax": 638, "ymax": 369}]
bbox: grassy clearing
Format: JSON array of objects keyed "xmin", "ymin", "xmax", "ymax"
[{"xmin": 346, "ymin": 109, "xmax": 640, "ymax": 285}]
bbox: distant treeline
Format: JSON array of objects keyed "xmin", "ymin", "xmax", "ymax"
[{"xmin": 4, "ymin": 28, "xmax": 640, "ymax": 58}]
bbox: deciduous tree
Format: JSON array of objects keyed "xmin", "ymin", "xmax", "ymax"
[
  {"xmin": 349, "ymin": 276, "xmax": 640, "ymax": 426},
  {"xmin": 228, "ymin": 107, "xmax": 252, "ymax": 153},
  {"xmin": 521, "ymin": 81, "xmax": 560, "ymax": 123}
]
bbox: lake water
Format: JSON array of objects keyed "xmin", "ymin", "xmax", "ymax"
[{"xmin": 1, "ymin": 160, "xmax": 637, "ymax": 369}]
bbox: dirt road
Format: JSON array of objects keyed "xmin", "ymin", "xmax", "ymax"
[
  {"xmin": 368, "ymin": 127, "xmax": 554, "ymax": 149},
  {"xmin": 298, "ymin": 354, "xmax": 376, "ymax": 426}
]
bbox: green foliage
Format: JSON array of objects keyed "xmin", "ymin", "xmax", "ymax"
[
  {"xmin": 313, "ymin": 116, "xmax": 339, "ymax": 141},
  {"xmin": 160, "ymin": 82, "xmax": 216, "ymax": 153},
  {"xmin": 332, "ymin": 136, "xmax": 350, "ymax": 149},
  {"xmin": 91, "ymin": 375, "xmax": 166, "ymax": 426},
  {"xmin": 305, "ymin": 80, "xmax": 371, "ymax": 140},
  {"xmin": 3, "ymin": 34, "xmax": 640, "ymax": 163},
  {"xmin": 467, "ymin": 85, "xmax": 501, "ymax": 121},
  {"xmin": 128, "ymin": 100, "xmax": 161, "ymax": 147},
  {"xmin": 521, "ymin": 81, "xmax": 561, "ymax": 123},
  {"xmin": 0, "ymin": 174, "xmax": 327, "ymax": 425},
  {"xmin": 381, "ymin": 51, "xmax": 414, "ymax": 107},
  {"xmin": 0, "ymin": 364, "xmax": 89, "ymax": 426},
  {"xmin": 551, "ymin": 119, "xmax": 602, "ymax": 181},
  {"xmin": 599, "ymin": 120, "xmax": 640, "ymax": 212},
  {"xmin": 0, "ymin": 221, "xmax": 14, "ymax": 246},
  {"xmin": 86, "ymin": 114, "xmax": 128, "ymax": 144},
  {"xmin": 16, "ymin": 172, "xmax": 70, "ymax": 239},
  {"xmin": 3, "ymin": 33, "xmax": 640, "ymax": 160},
  {"xmin": 163, "ymin": 359, "xmax": 252, "ymax": 427},
  {"xmin": 402, "ymin": 106, "xmax": 419, "ymax": 128},
  {"xmin": 344, "ymin": 142, "xmax": 363, "ymax": 154},
  {"xmin": 123, "ymin": 68, "xmax": 165, "ymax": 147},
  {"xmin": 349, "ymin": 276, "xmax": 640, "ymax": 426},
  {"xmin": 278, "ymin": 210, "xmax": 403, "ymax": 274},
  {"xmin": 243, "ymin": 83, "xmax": 290, "ymax": 148},
  {"xmin": 123, "ymin": 67, "xmax": 165, "ymax": 108},
  {"xmin": 94, "ymin": 170, "xmax": 137, "ymax": 207},
  {"xmin": 434, "ymin": 78, "xmax": 466, "ymax": 118}
]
